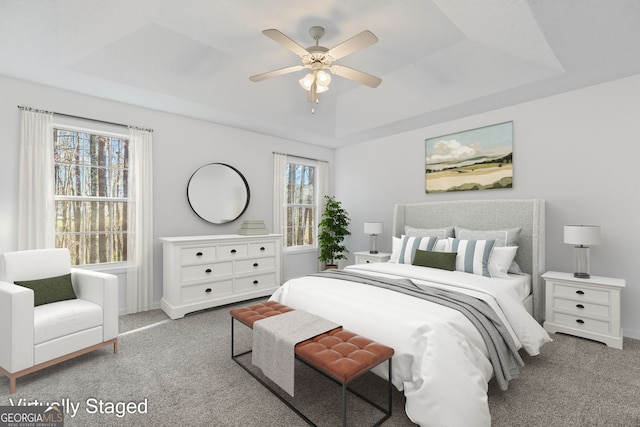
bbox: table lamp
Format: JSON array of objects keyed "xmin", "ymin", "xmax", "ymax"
[
  {"xmin": 364, "ymin": 222, "xmax": 383, "ymax": 254},
  {"xmin": 564, "ymin": 225, "xmax": 600, "ymax": 279}
]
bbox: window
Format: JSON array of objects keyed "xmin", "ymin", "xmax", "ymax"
[
  {"xmin": 53, "ymin": 127, "xmax": 129, "ymax": 265},
  {"xmin": 286, "ymin": 160, "xmax": 316, "ymax": 248}
]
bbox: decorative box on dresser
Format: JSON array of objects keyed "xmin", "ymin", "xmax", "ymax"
[
  {"xmin": 354, "ymin": 251, "xmax": 391, "ymax": 264},
  {"xmin": 542, "ymin": 271, "xmax": 625, "ymax": 349},
  {"xmin": 160, "ymin": 234, "xmax": 282, "ymax": 319}
]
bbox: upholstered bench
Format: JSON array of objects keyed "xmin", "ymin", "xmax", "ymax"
[{"xmin": 230, "ymin": 301, "xmax": 394, "ymax": 427}]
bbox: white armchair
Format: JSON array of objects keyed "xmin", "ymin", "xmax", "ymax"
[{"xmin": 0, "ymin": 248, "xmax": 118, "ymax": 393}]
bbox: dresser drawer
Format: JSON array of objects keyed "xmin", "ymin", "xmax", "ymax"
[
  {"xmin": 235, "ymin": 257, "xmax": 276, "ymax": 274},
  {"xmin": 554, "ymin": 298, "xmax": 610, "ymax": 318},
  {"xmin": 181, "ymin": 261, "xmax": 233, "ymax": 282},
  {"xmin": 554, "ymin": 283, "xmax": 610, "ymax": 305},
  {"xmin": 181, "ymin": 280, "xmax": 233, "ymax": 303},
  {"xmin": 217, "ymin": 243, "xmax": 248, "ymax": 259},
  {"xmin": 234, "ymin": 273, "xmax": 276, "ymax": 292},
  {"xmin": 552, "ymin": 312, "xmax": 610, "ymax": 335},
  {"xmin": 248, "ymin": 241, "xmax": 276, "ymax": 257},
  {"xmin": 181, "ymin": 246, "xmax": 216, "ymax": 264}
]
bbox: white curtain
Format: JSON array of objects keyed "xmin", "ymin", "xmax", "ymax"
[
  {"xmin": 273, "ymin": 153, "xmax": 287, "ymax": 281},
  {"xmin": 18, "ymin": 108, "xmax": 55, "ymax": 250},
  {"xmin": 316, "ymin": 160, "xmax": 329, "ymax": 217},
  {"xmin": 126, "ymin": 127, "xmax": 154, "ymax": 313}
]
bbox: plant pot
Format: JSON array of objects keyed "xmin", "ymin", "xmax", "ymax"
[{"xmin": 323, "ymin": 264, "xmax": 338, "ymax": 270}]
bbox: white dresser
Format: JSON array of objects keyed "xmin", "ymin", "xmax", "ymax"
[
  {"xmin": 160, "ymin": 234, "xmax": 283, "ymax": 319},
  {"xmin": 543, "ymin": 271, "xmax": 625, "ymax": 349}
]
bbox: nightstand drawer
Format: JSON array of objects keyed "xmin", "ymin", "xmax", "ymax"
[
  {"xmin": 554, "ymin": 283, "xmax": 610, "ymax": 304},
  {"xmin": 356, "ymin": 255, "xmax": 382, "ymax": 264},
  {"xmin": 554, "ymin": 298, "xmax": 610, "ymax": 318},
  {"xmin": 354, "ymin": 251, "xmax": 391, "ymax": 264},
  {"xmin": 552, "ymin": 312, "xmax": 610, "ymax": 335}
]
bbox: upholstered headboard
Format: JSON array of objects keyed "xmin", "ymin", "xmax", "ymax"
[{"xmin": 393, "ymin": 199, "xmax": 545, "ymax": 323}]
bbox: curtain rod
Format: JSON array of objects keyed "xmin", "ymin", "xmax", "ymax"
[
  {"xmin": 17, "ymin": 105, "xmax": 153, "ymax": 132},
  {"xmin": 273, "ymin": 151, "xmax": 328, "ymax": 163}
]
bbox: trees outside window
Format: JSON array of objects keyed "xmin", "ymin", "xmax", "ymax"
[
  {"xmin": 54, "ymin": 128, "xmax": 129, "ymax": 265},
  {"xmin": 286, "ymin": 161, "xmax": 316, "ymax": 248}
]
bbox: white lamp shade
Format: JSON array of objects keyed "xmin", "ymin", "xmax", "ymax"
[
  {"xmin": 299, "ymin": 73, "xmax": 315, "ymax": 91},
  {"xmin": 364, "ymin": 222, "xmax": 383, "ymax": 235},
  {"xmin": 564, "ymin": 225, "xmax": 601, "ymax": 246}
]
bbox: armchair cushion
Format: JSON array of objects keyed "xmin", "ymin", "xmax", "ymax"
[
  {"xmin": 34, "ymin": 299, "xmax": 103, "ymax": 344},
  {"xmin": 14, "ymin": 273, "xmax": 77, "ymax": 306}
]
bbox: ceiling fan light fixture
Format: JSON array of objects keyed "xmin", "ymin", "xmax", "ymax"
[
  {"xmin": 316, "ymin": 70, "xmax": 331, "ymax": 86},
  {"xmin": 315, "ymin": 83, "xmax": 329, "ymax": 94},
  {"xmin": 299, "ymin": 72, "xmax": 315, "ymax": 91}
]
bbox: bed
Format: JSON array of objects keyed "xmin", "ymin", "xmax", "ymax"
[{"xmin": 270, "ymin": 199, "xmax": 551, "ymax": 427}]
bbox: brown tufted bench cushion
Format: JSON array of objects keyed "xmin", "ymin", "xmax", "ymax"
[
  {"xmin": 229, "ymin": 301, "xmax": 294, "ymax": 328},
  {"xmin": 230, "ymin": 301, "xmax": 394, "ymax": 426},
  {"xmin": 295, "ymin": 328, "xmax": 394, "ymax": 384}
]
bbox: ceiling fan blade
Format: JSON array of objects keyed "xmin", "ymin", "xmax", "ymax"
[
  {"xmin": 330, "ymin": 65, "xmax": 382, "ymax": 88},
  {"xmin": 327, "ymin": 30, "xmax": 378, "ymax": 60},
  {"xmin": 250, "ymin": 65, "xmax": 305, "ymax": 82},
  {"xmin": 262, "ymin": 29, "xmax": 309, "ymax": 58}
]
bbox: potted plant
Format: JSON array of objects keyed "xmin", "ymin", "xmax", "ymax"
[{"xmin": 318, "ymin": 195, "xmax": 351, "ymax": 269}]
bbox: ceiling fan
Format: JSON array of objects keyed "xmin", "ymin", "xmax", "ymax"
[{"xmin": 250, "ymin": 26, "xmax": 382, "ymax": 112}]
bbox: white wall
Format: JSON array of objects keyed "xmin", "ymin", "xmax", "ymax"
[
  {"xmin": 335, "ymin": 73, "xmax": 640, "ymax": 338},
  {"xmin": 3, "ymin": 73, "xmax": 640, "ymax": 336},
  {"xmin": 0, "ymin": 75, "xmax": 334, "ymax": 313}
]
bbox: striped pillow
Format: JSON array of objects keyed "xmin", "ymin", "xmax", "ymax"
[
  {"xmin": 450, "ymin": 238, "xmax": 496, "ymax": 277},
  {"xmin": 397, "ymin": 236, "xmax": 438, "ymax": 264}
]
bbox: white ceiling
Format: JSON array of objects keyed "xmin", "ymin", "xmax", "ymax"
[{"xmin": 2, "ymin": 0, "xmax": 640, "ymax": 148}]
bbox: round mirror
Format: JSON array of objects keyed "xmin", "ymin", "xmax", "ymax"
[{"xmin": 187, "ymin": 163, "xmax": 250, "ymax": 224}]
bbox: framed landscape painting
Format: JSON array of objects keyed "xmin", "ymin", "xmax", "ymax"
[{"xmin": 425, "ymin": 121, "xmax": 513, "ymax": 193}]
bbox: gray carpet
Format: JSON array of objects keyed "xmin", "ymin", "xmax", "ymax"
[{"xmin": 1, "ymin": 301, "xmax": 639, "ymax": 426}]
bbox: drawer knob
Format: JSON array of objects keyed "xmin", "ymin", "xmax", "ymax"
[
  {"xmin": 253, "ymin": 262, "xmax": 259, "ymax": 267},
  {"xmin": 253, "ymin": 280, "xmax": 259, "ymax": 285},
  {"xmin": 366, "ymin": 260, "xmax": 371, "ymax": 263},
  {"xmin": 230, "ymin": 249, "xmax": 237, "ymax": 254},
  {"xmin": 196, "ymin": 252, "xmax": 203, "ymax": 257},
  {"xmin": 205, "ymin": 268, "xmax": 212, "ymax": 273},
  {"xmin": 576, "ymin": 290, "xmax": 585, "ymax": 295},
  {"xmin": 576, "ymin": 319, "xmax": 585, "ymax": 324},
  {"xmin": 205, "ymin": 288, "xmax": 212, "ymax": 293},
  {"xmin": 260, "ymin": 246, "xmax": 266, "ymax": 251},
  {"xmin": 576, "ymin": 304, "xmax": 585, "ymax": 309}
]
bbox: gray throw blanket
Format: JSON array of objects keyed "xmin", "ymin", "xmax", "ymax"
[
  {"xmin": 311, "ymin": 269, "xmax": 523, "ymax": 390},
  {"xmin": 252, "ymin": 310, "xmax": 340, "ymax": 396}
]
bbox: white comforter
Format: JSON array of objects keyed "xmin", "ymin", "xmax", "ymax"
[{"xmin": 269, "ymin": 263, "xmax": 551, "ymax": 427}]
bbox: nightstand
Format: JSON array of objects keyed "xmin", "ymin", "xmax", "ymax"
[
  {"xmin": 354, "ymin": 251, "xmax": 391, "ymax": 264},
  {"xmin": 542, "ymin": 271, "xmax": 625, "ymax": 349}
]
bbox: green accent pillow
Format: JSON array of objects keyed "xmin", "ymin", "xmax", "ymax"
[
  {"xmin": 412, "ymin": 249, "xmax": 457, "ymax": 271},
  {"xmin": 14, "ymin": 273, "xmax": 77, "ymax": 306}
]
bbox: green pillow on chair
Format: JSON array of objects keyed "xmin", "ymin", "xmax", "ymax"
[
  {"xmin": 15, "ymin": 273, "xmax": 77, "ymax": 306},
  {"xmin": 412, "ymin": 249, "xmax": 457, "ymax": 271}
]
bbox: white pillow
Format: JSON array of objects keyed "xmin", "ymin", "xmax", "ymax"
[
  {"xmin": 389, "ymin": 236, "xmax": 402, "ymax": 262},
  {"xmin": 449, "ymin": 238, "xmax": 496, "ymax": 277},
  {"xmin": 489, "ymin": 246, "xmax": 519, "ymax": 279}
]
